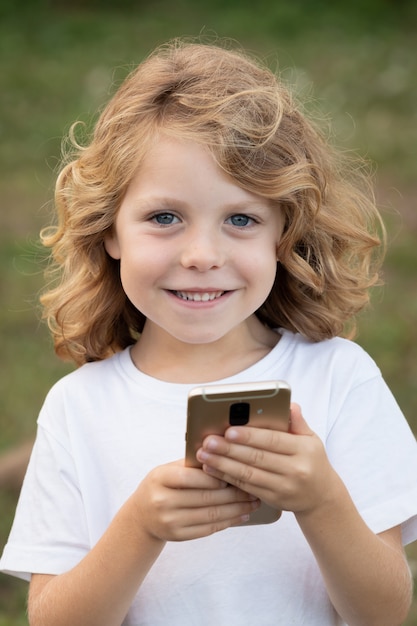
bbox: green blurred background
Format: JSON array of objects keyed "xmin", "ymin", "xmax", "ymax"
[{"xmin": 1, "ymin": 0, "xmax": 416, "ymax": 623}]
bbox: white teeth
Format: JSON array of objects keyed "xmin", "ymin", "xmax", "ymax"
[{"xmin": 175, "ymin": 291, "xmax": 224, "ymax": 302}]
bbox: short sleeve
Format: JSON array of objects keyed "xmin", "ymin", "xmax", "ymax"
[
  {"xmin": 0, "ymin": 418, "xmax": 90, "ymax": 581},
  {"xmin": 326, "ymin": 374, "xmax": 417, "ymax": 544}
]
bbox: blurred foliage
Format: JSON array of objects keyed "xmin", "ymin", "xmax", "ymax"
[{"xmin": 0, "ymin": 1, "xmax": 416, "ymax": 623}]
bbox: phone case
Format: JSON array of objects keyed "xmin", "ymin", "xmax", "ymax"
[{"xmin": 185, "ymin": 380, "xmax": 291, "ymax": 525}]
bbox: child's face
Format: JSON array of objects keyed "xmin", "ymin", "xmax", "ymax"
[{"xmin": 105, "ymin": 136, "xmax": 284, "ymax": 350}]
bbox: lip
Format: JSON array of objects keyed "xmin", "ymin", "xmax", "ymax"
[
  {"xmin": 172, "ymin": 290, "xmax": 225, "ymax": 302},
  {"xmin": 166, "ymin": 289, "xmax": 232, "ymax": 305}
]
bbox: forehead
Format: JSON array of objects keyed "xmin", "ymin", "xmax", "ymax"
[{"xmin": 124, "ymin": 135, "xmax": 271, "ymax": 207}]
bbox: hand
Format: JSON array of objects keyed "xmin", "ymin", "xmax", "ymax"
[
  {"xmin": 131, "ymin": 460, "xmax": 260, "ymax": 542},
  {"xmin": 196, "ymin": 404, "xmax": 337, "ymax": 515}
]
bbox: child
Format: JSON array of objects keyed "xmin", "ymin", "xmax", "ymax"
[{"xmin": 1, "ymin": 38, "xmax": 417, "ymax": 626}]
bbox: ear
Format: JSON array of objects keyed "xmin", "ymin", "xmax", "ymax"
[{"xmin": 104, "ymin": 231, "xmax": 121, "ymax": 260}]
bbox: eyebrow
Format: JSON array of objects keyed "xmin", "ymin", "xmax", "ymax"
[
  {"xmin": 135, "ymin": 196, "xmax": 272, "ymax": 212},
  {"xmin": 135, "ymin": 197, "xmax": 187, "ymax": 211}
]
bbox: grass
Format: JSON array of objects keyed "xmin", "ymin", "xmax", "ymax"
[{"xmin": 1, "ymin": 1, "xmax": 416, "ymax": 623}]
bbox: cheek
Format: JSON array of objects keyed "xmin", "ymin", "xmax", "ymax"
[
  {"xmin": 247, "ymin": 248, "xmax": 278, "ymax": 282},
  {"xmin": 264, "ymin": 259, "xmax": 279, "ymax": 296},
  {"xmin": 264, "ymin": 245, "xmax": 279, "ymax": 282},
  {"xmin": 240, "ymin": 249, "xmax": 277, "ymax": 305},
  {"xmin": 118, "ymin": 245, "xmax": 170, "ymax": 289},
  {"xmin": 104, "ymin": 231, "xmax": 121, "ymax": 260},
  {"xmin": 116, "ymin": 248, "xmax": 146, "ymax": 291}
]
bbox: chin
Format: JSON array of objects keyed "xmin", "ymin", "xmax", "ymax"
[{"xmin": 170, "ymin": 328, "xmax": 231, "ymax": 346}]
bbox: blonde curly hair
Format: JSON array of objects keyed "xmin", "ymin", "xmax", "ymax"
[{"xmin": 41, "ymin": 38, "xmax": 385, "ymax": 366}]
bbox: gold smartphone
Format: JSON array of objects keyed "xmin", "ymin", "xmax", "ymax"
[{"xmin": 185, "ymin": 380, "xmax": 291, "ymax": 525}]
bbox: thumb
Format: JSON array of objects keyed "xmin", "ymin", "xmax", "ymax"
[{"xmin": 289, "ymin": 403, "xmax": 314, "ymax": 436}]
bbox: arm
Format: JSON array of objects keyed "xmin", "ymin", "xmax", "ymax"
[
  {"xmin": 197, "ymin": 404, "xmax": 413, "ymax": 626},
  {"xmin": 295, "ymin": 490, "xmax": 411, "ymax": 626},
  {"xmin": 28, "ymin": 461, "xmax": 259, "ymax": 626}
]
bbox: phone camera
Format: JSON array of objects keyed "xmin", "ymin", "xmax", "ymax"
[{"xmin": 229, "ymin": 402, "xmax": 250, "ymax": 426}]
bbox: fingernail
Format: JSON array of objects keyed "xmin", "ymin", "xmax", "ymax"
[
  {"xmin": 204, "ymin": 437, "xmax": 219, "ymax": 451},
  {"xmin": 196, "ymin": 449, "xmax": 209, "ymax": 462}
]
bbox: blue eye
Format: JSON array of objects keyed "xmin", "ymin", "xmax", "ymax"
[
  {"xmin": 152, "ymin": 213, "xmax": 179, "ymax": 225},
  {"xmin": 227, "ymin": 214, "xmax": 253, "ymax": 227}
]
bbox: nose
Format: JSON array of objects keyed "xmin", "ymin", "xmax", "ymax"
[{"xmin": 180, "ymin": 229, "xmax": 225, "ymax": 271}]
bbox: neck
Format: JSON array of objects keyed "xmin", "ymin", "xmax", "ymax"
[{"xmin": 130, "ymin": 317, "xmax": 279, "ymax": 383}]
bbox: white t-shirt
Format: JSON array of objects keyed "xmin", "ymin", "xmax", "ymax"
[{"xmin": 2, "ymin": 330, "xmax": 417, "ymax": 625}]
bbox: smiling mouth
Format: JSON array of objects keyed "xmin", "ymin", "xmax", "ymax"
[{"xmin": 172, "ymin": 290, "xmax": 226, "ymax": 302}]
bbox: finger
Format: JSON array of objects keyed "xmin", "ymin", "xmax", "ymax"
[
  {"xmin": 198, "ymin": 446, "xmax": 285, "ymax": 502},
  {"xmin": 197, "ymin": 433, "xmax": 294, "ymax": 487},
  {"xmin": 163, "ymin": 460, "xmax": 229, "ymax": 490},
  {"xmin": 200, "ymin": 440, "xmax": 276, "ymax": 478},
  {"xmin": 173, "ymin": 499, "xmax": 260, "ymax": 540},
  {"xmin": 220, "ymin": 405, "xmax": 314, "ymax": 450},
  {"xmin": 173, "ymin": 485, "xmax": 259, "ymax": 509},
  {"xmin": 198, "ymin": 435, "xmax": 298, "ymax": 498},
  {"xmin": 202, "ymin": 427, "xmax": 295, "ymax": 463},
  {"xmin": 289, "ymin": 403, "xmax": 314, "ymax": 436},
  {"xmin": 224, "ymin": 426, "xmax": 292, "ymax": 454}
]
